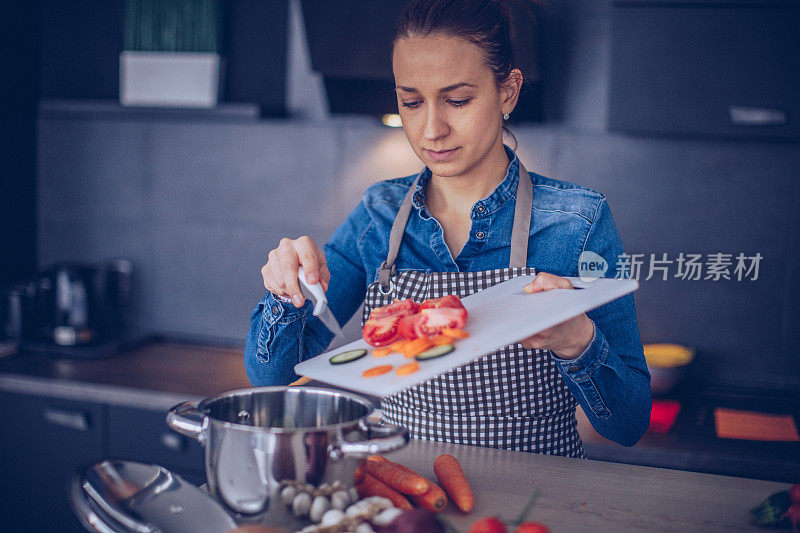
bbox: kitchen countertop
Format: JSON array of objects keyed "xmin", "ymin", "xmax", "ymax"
[
  {"xmin": 0, "ymin": 339, "xmax": 798, "ymax": 482},
  {"xmin": 0, "ymin": 339, "xmax": 251, "ymax": 409},
  {"xmin": 363, "ymin": 438, "xmax": 787, "ymax": 533},
  {"xmin": 249, "ymin": 438, "xmax": 787, "ymax": 532}
]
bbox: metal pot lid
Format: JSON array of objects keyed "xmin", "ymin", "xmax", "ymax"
[{"xmin": 70, "ymin": 459, "xmax": 237, "ymax": 533}]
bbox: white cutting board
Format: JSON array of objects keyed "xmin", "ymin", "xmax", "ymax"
[{"xmin": 294, "ymin": 276, "xmax": 638, "ymax": 397}]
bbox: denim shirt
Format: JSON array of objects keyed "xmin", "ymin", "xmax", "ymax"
[{"xmin": 245, "ymin": 146, "xmax": 651, "ymax": 447}]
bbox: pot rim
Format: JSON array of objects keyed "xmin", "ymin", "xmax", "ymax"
[{"xmin": 197, "ymin": 385, "xmax": 376, "ymax": 433}]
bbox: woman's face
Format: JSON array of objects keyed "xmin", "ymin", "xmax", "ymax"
[{"xmin": 392, "ymin": 34, "xmax": 518, "ymax": 178}]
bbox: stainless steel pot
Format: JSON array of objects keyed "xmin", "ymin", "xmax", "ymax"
[{"xmin": 166, "ymin": 386, "xmax": 409, "ymax": 516}]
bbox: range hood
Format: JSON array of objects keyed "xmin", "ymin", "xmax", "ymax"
[{"xmin": 300, "ymin": 0, "xmax": 544, "ymax": 121}]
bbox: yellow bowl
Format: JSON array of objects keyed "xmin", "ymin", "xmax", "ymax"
[
  {"xmin": 643, "ymin": 343, "xmax": 695, "ymax": 369},
  {"xmin": 644, "ymin": 344, "xmax": 695, "ymax": 396}
]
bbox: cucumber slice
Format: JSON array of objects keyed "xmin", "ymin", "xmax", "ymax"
[
  {"xmin": 329, "ymin": 349, "xmax": 367, "ymax": 365},
  {"xmin": 415, "ymin": 344, "xmax": 455, "ymax": 361}
]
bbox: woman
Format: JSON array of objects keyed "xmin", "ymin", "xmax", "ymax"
[{"xmin": 245, "ymin": 0, "xmax": 650, "ymax": 457}]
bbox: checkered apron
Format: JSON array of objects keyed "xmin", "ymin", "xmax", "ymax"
[{"xmin": 362, "ymin": 165, "xmax": 584, "ymax": 457}]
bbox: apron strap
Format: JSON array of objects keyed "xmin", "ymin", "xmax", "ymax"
[
  {"xmin": 509, "ymin": 163, "xmax": 533, "ymax": 268},
  {"xmin": 378, "ymin": 181, "xmax": 418, "ymax": 291},
  {"xmin": 378, "ymin": 161, "xmax": 534, "ymax": 289}
]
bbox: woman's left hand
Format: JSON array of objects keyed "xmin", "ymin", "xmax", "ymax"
[{"xmin": 520, "ymin": 272, "xmax": 595, "ymax": 360}]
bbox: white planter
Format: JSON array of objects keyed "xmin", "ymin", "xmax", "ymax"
[{"xmin": 120, "ymin": 51, "xmax": 220, "ymax": 108}]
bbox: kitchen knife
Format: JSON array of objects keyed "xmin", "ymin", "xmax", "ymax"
[{"xmin": 298, "ymin": 266, "xmax": 343, "ymax": 337}]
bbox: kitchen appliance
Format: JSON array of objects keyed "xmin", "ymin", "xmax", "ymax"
[
  {"xmin": 166, "ymin": 386, "xmax": 409, "ymax": 516},
  {"xmin": 70, "ymin": 460, "xmax": 237, "ymax": 533},
  {"xmin": 295, "ymin": 275, "xmax": 638, "ymax": 397},
  {"xmin": 0, "ymin": 284, "xmax": 27, "ymax": 357},
  {"xmin": 26, "ymin": 260, "xmax": 132, "ymax": 348}
]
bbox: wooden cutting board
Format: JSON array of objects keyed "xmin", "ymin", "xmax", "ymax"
[{"xmin": 294, "ymin": 276, "xmax": 638, "ymax": 397}]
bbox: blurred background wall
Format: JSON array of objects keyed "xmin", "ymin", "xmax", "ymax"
[{"xmin": 35, "ymin": 0, "xmax": 800, "ymax": 390}]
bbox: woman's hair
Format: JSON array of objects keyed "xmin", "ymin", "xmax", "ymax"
[{"xmin": 392, "ymin": 0, "xmax": 538, "ymax": 148}]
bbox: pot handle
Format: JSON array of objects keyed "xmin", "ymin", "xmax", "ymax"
[
  {"xmin": 166, "ymin": 401, "xmax": 207, "ymax": 443},
  {"xmin": 331, "ymin": 419, "xmax": 410, "ymax": 459}
]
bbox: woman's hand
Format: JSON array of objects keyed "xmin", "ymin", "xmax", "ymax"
[
  {"xmin": 520, "ymin": 272, "xmax": 595, "ymax": 360},
  {"xmin": 261, "ymin": 236, "xmax": 331, "ymax": 308}
]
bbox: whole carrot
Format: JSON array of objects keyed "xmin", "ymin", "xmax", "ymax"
[
  {"xmin": 409, "ymin": 480, "xmax": 448, "ymax": 512},
  {"xmin": 387, "ymin": 459, "xmax": 448, "ymax": 512},
  {"xmin": 364, "ymin": 456, "xmax": 430, "ymax": 496},
  {"xmin": 356, "ymin": 473, "xmax": 413, "ymax": 510},
  {"xmin": 433, "ymin": 453, "xmax": 474, "ymax": 512}
]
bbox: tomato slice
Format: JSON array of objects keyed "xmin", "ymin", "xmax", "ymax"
[
  {"xmin": 368, "ymin": 299, "xmax": 419, "ymax": 320},
  {"xmin": 419, "ymin": 306, "xmax": 467, "ymax": 336},
  {"xmin": 364, "ymin": 295, "xmax": 468, "ymax": 344},
  {"xmin": 418, "ymin": 295, "xmax": 464, "ymax": 311},
  {"xmin": 397, "ymin": 314, "xmax": 424, "ymax": 340},
  {"xmin": 362, "ymin": 315, "xmax": 401, "ymax": 347}
]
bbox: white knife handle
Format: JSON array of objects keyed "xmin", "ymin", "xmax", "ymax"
[{"xmin": 297, "ymin": 266, "xmax": 326, "ymax": 316}]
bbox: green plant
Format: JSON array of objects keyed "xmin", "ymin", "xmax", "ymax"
[{"xmin": 124, "ymin": 0, "xmax": 222, "ymax": 53}]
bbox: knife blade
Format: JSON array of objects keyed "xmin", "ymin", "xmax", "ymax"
[{"xmin": 297, "ymin": 266, "xmax": 343, "ymax": 337}]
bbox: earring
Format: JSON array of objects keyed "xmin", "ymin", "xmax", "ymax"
[{"xmin": 503, "ymin": 113, "xmax": 510, "ymax": 121}]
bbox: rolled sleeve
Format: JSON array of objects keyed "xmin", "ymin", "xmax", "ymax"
[
  {"xmin": 552, "ymin": 321, "xmax": 613, "ymax": 419},
  {"xmin": 552, "ymin": 320, "xmax": 602, "ymax": 379},
  {"xmin": 244, "ymin": 292, "xmax": 311, "ymax": 385}
]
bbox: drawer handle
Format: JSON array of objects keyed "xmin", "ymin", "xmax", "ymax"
[
  {"xmin": 729, "ymin": 105, "xmax": 787, "ymax": 126},
  {"xmin": 43, "ymin": 407, "xmax": 90, "ymax": 431},
  {"xmin": 159, "ymin": 432, "xmax": 185, "ymax": 452}
]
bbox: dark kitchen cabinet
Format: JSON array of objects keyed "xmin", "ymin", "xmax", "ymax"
[
  {"xmin": 0, "ymin": 391, "xmax": 103, "ymax": 533},
  {"xmin": 609, "ymin": 1, "xmax": 800, "ymax": 140},
  {"xmin": 0, "ymin": 391, "xmax": 207, "ymax": 531},
  {"xmin": 107, "ymin": 405, "xmax": 205, "ymax": 484}
]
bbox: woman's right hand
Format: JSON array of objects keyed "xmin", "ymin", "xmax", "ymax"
[{"xmin": 261, "ymin": 236, "xmax": 330, "ymax": 308}]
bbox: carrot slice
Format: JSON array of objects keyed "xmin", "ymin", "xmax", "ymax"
[
  {"xmin": 400, "ymin": 337, "xmax": 434, "ymax": 358},
  {"xmin": 356, "ymin": 474, "xmax": 413, "ymax": 510},
  {"xmin": 434, "ymin": 453, "xmax": 474, "ymax": 512},
  {"xmin": 396, "ymin": 361, "xmax": 420, "ymax": 375},
  {"xmin": 362, "ymin": 364, "xmax": 393, "ymax": 378},
  {"xmin": 442, "ymin": 328, "xmax": 469, "ymax": 339},
  {"xmin": 390, "ymin": 339, "xmax": 411, "ymax": 352},
  {"xmin": 372, "ymin": 347, "xmax": 393, "ymax": 358},
  {"xmin": 364, "ymin": 456, "xmax": 430, "ymax": 496},
  {"xmin": 429, "ymin": 334, "xmax": 453, "ymax": 345}
]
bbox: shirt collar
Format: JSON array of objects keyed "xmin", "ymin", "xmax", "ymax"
[{"xmin": 412, "ymin": 144, "xmax": 520, "ymax": 218}]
